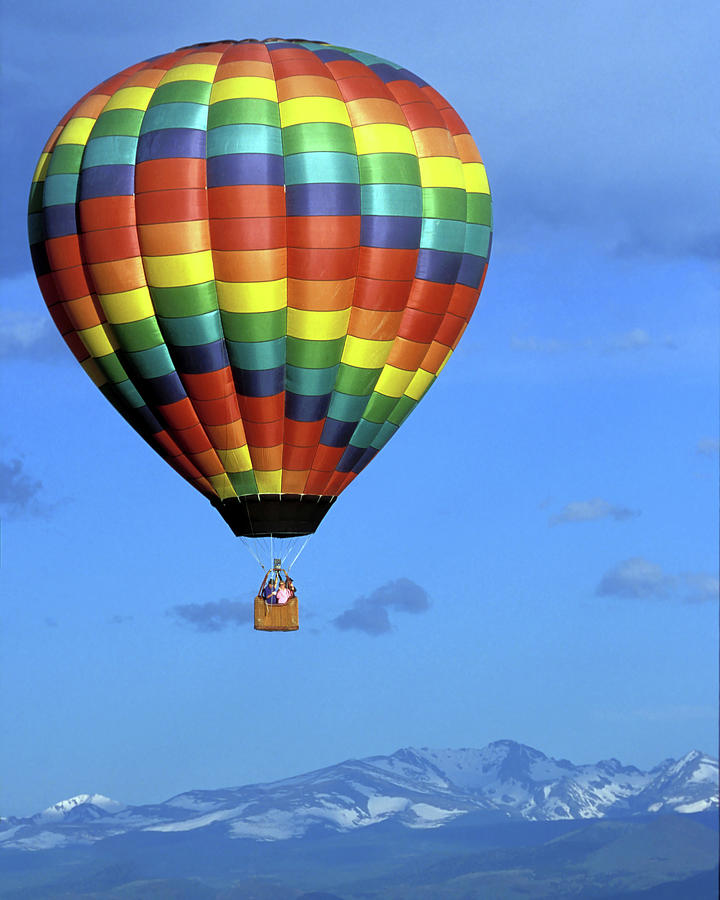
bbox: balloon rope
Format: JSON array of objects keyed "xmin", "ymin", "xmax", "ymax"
[
  {"xmin": 287, "ymin": 535, "xmax": 311, "ymax": 571},
  {"xmin": 240, "ymin": 536, "xmax": 265, "ymax": 569}
]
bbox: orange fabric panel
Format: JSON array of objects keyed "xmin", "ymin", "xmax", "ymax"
[
  {"xmin": 207, "ymin": 185, "xmax": 285, "ymax": 218},
  {"xmin": 212, "ymin": 247, "xmax": 286, "ymax": 282},
  {"xmin": 347, "ymin": 307, "xmax": 403, "ymax": 341},
  {"xmin": 287, "ymin": 277, "xmax": 354, "ymax": 311},
  {"xmin": 135, "ymin": 158, "xmax": 207, "ymax": 193},
  {"xmin": 286, "ymin": 216, "xmax": 361, "ymax": 249}
]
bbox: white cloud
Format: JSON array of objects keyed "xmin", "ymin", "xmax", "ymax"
[
  {"xmin": 596, "ymin": 557, "xmax": 718, "ymax": 604},
  {"xmin": 550, "ymin": 498, "xmax": 639, "ymax": 525}
]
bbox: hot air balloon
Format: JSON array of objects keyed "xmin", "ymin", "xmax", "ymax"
[{"xmin": 28, "ymin": 38, "xmax": 492, "ymax": 630}]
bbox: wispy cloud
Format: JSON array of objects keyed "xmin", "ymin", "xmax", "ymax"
[
  {"xmin": 0, "ymin": 457, "xmax": 45, "ymax": 517},
  {"xmin": 109, "ymin": 614, "xmax": 133, "ymax": 625},
  {"xmin": 550, "ymin": 498, "xmax": 640, "ymax": 525},
  {"xmin": 168, "ymin": 598, "xmax": 253, "ymax": 632},
  {"xmin": 0, "ymin": 308, "xmax": 65, "ymax": 361},
  {"xmin": 697, "ymin": 438, "xmax": 719, "ymax": 457},
  {"xmin": 596, "ymin": 557, "xmax": 718, "ymax": 604},
  {"xmin": 332, "ymin": 578, "xmax": 431, "ymax": 636},
  {"xmin": 512, "ymin": 330, "xmax": 677, "ymax": 356}
]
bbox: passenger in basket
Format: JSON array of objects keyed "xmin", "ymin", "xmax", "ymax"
[
  {"xmin": 276, "ymin": 580, "xmax": 291, "ymax": 605},
  {"xmin": 262, "ymin": 577, "xmax": 277, "ymax": 604},
  {"xmin": 286, "ymin": 575, "xmax": 296, "ymax": 598}
]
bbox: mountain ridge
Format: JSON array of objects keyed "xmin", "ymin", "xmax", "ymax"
[{"xmin": 2, "ymin": 740, "xmax": 717, "ymax": 852}]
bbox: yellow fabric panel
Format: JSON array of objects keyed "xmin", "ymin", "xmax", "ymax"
[
  {"xmin": 99, "ymin": 287, "xmax": 155, "ymax": 324},
  {"xmin": 102, "ymin": 87, "xmax": 155, "ymax": 112},
  {"xmin": 255, "ymin": 469, "xmax": 282, "ymax": 493},
  {"xmin": 56, "ymin": 118, "xmax": 96, "ymax": 146},
  {"xmin": 279, "ymin": 97, "xmax": 351, "ymax": 127},
  {"xmin": 216, "ymin": 279, "xmax": 287, "ymax": 313},
  {"xmin": 341, "ymin": 335, "xmax": 394, "ymax": 369},
  {"xmin": 287, "ymin": 307, "xmax": 351, "ymax": 340},
  {"xmin": 418, "ymin": 156, "xmax": 465, "ymax": 189},
  {"xmin": 210, "ymin": 76, "xmax": 278, "ymax": 103},
  {"xmin": 81, "ymin": 357, "xmax": 108, "ymax": 387},
  {"xmin": 208, "ymin": 473, "xmax": 236, "ymax": 499},
  {"xmin": 79, "ymin": 324, "xmax": 118, "ymax": 358},
  {"xmin": 161, "ymin": 64, "xmax": 217, "ymax": 85},
  {"xmin": 32, "ymin": 152, "xmax": 51, "ymax": 184},
  {"xmin": 353, "ymin": 123, "xmax": 416, "ymax": 156},
  {"xmin": 216, "ymin": 446, "xmax": 253, "ymax": 473},
  {"xmin": 463, "ymin": 162, "xmax": 490, "ymax": 194},
  {"xmin": 374, "ymin": 365, "xmax": 415, "ymax": 398},
  {"xmin": 405, "ymin": 368, "xmax": 435, "ymax": 401},
  {"xmin": 143, "ymin": 251, "xmax": 215, "ymax": 288}
]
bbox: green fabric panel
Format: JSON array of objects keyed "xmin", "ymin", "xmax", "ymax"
[
  {"xmin": 220, "ymin": 309, "xmax": 286, "ymax": 343},
  {"xmin": 95, "ymin": 353, "xmax": 129, "ymax": 384},
  {"xmin": 466, "ymin": 192, "xmax": 492, "ymax": 226},
  {"xmin": 422, "ymin": 187, "xmax": 467, "ymax": 221},
  {"xmin": 207, "ymin": 98, "xmax": 280, "ymax": 128},
  {"xmin": 149, "ymin": 81, "xmax": 212, "ymax": 107},
  {"xmin": 357, "ymin": 153, "xmax": 420, "ymax": 185},
  {"xmin": 45, "ymin": 144, "xmax": 84, "ymax": 175},
  {"xmin": 282, "ymin": 122, "xmax": 355, "ymax": 155},
  {"xmin": 420, "ymin": 218, "xmax": 467, "ymax": 253},
  {"xmin": 83, "ymin": 135, "xmax": 138, "ymax": 168},
  {"xmin": 149, "ymin": 282, "xmax": 218, "ymax": 318},
  {"xmin": 387, "ymin": 395, "xmax": 417, "ymax": 426},
  {"xmin": 140, "ymin": 102, "xmax": 209, "ymax": 133},
  {"xmin": 464, "ymin": 224, "xmax": 492, "ymax": 257},
  {"xmin": 286, "ymin": 336, "xmax": 345, "ymax": 368},
  {"xmin": 327, "ymin": 391, "xmax": 371, "ymax": 422},
  {"xmin": 112, "ymin": 318, "xmax": 165, "ymax": 352},
  {"xmin": 115, "ymin": 379, "xmax": 146, "ymax": 409},
  {"xmin": 286, "ymin": 364, "xmax": 339, "ymax": 396},
  {"xmin": 225, "ymin": 338, "xmax": 285, "ymax": 370},
  {"xmin": 28, "ymin": 181, "xmax": 44, "ymax": 214},
  {"xmin": 284, "ymin": 152, "xmax": 359, "ymax": 185},
  {"xmin": 361, "ymin": 392, "xmax": 397, "ymax": 424},
  {"xmin": 42, "ymin": 173, "xmax": 78, "ymax": 207},
  {"xmin": 360, "ymin": 183, "xmax": 422, "ymax": 216},
  {"xmin": 158, "ymin": 310, "xmax": 223, "ymax": 347},
  {"xmin": 228, "ymin": 470, "xmax": 259, "ymax": 496},
  {"xmin": 334, "ymin": 364, "xmax": 382, "ymax": 396},
  {"xmin": 347, "ymin": 418, "xmax": 381, "ymax": 449},
  {"xmin": 126, "ymin": 343, "xmax": 176, "ymax": 379},
  {"xmin": 371, "ymin": 419, "xmax": 399, "ymax": 450},
  {"xmin": 206, "ymin": 123, "xmax": 282, "ymax": 157},
  {"xmin": 27, "ymin": 212, "xmax": 44, "ymax": 244},
  {"xmin": 91, "ymin": 108, "xmax": 144, "ymax": 138}
]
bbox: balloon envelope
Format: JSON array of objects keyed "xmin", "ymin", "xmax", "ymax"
[{"xmin": 28, "ymin": 38, "xmax": 492, "ymax": 536}]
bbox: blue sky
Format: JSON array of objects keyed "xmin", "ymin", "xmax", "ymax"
[{"xmin": 1, "ymin": 0, "xmax": 718, "ymax": 817}]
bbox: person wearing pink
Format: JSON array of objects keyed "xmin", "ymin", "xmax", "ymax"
[{"xmin": 276, "ymin": 581, "xmax": 291, "ymax": 605}]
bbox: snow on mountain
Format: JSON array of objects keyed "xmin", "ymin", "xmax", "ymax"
[{"xmin": 1, "ymin": 742, "xmax": 716, "ymax": 851}]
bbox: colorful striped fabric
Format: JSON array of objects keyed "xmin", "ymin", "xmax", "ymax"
[{"xmin": 28, "ymin": 38, "xmax": 492, "ymax": 537}]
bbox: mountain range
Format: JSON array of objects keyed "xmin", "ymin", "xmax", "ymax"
[{"xmin": 2, "ymin": 740, "xmax": 717, "ymax": 852}]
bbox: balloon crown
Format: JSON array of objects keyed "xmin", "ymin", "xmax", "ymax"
[{"xmin": 177, "ymin": 38, "xmax": 330, "ymax": 49}]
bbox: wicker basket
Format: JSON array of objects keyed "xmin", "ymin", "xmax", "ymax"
[{"xmin": 254, "ymin": 595, "xmax": 299, "ymax": 631}]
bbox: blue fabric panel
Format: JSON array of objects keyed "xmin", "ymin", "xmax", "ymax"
[
  {"xmin": 286, "ymin": 182, "xmax": 360, "ymax": 216},
  {"xmin": 79, "ymin": 165, "xmax": 135, "ymax": 200},
  {"xmin": 231, "ymin": 366, "xmax": 284, "ymax": 397},
  {"xmin": 171, "ymin": 340, "xmax": 228, "ymax": 374},
  {"xmin": 285, "ymin": 392, "xmax": 331, "ymax": 422},
  {"xmin": 43, "ymin": 204, "xmax": 77, "ymax": 239},
  {"xmin": 136, "ymin": 128, "xmax": 206, "ymax": 162},
  {"xmin": 415, "ymin": 248, "xmax": 464, "ymax": 285},
  {"xmin": 369, "ymin": 64, "xmax": 427, "ymax": 87},
  {"xmin": 206, "ymin": 153, "xmax": 284, "ymax": 187},
  {"xmin": 138, "ymin": 371, "xmax": 187, "ymax": 407},
  {"xmin": 456, "ymin": 253, "xmax": 488, "ymax": 289},
  {"xmin": 320, "ymin": 417, "xmax": 356, "ymax": 447},
  {"xmin": 360, "ymin": 215, "xmax": 422, "ymax": 249}
]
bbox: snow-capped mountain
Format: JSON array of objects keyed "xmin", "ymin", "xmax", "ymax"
[{"xmin": 2, "ymin": 741, "xmax": 716, "ymax": 852}]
